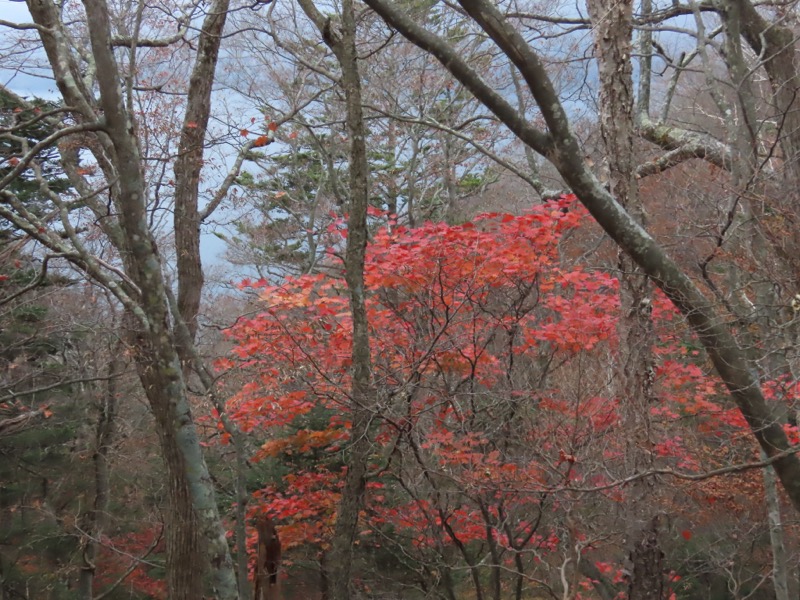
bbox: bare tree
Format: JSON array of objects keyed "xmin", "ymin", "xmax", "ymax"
[{"xmin": 0, "ymin": 0, "xmax": 243, "ymax": 595}]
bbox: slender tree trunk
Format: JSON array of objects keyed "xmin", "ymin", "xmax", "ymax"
[
  {"xmin": 173, "ymin": 0, "xmax": 230, "ymax": 342},
  {"xmin": 636, "ymin": 0, "xmax": 652, "ymax": 122},
  {"xmin": 294, "ymin": 1, "xmax": 373, "ymax": 598},
  {"xmin": 585, "ymin": 0, "xmax": 663, "ymax": 594},
  {"xmin": 170, "ymin": 0, "xmax": 232, "ymax": 595},
  {"xmin": 78, "ymin": 346, "xmax": 122, "ymax": 599},
  {"xmin": 327, "ymin": 3, "xmax": 373, "ymax": 596}
]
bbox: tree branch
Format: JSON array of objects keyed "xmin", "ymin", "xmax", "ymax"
[{"xmin": 364, "ymin": 0, "xmax": 800, "ymax": 512}]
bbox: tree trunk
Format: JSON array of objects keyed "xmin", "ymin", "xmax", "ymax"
[
  {"xmin": 326, "ymin": 2, "xmax": 373, "ymax": 596},
  {"xmin": 627, "ymin": 517, "xmax": 664, "ymax": 600},
  {"xmin": 173, "ymin": 0, "xmax": 230, "ymax": 342},
  {"xmin": 170, "ymin": 0, "xmax": 232, "ymax": 595},
  {"xmin": 585, "ymin": 0, "xmax": 662, "ymax": 594},
  {"xmin": 22, "ymin": 0, "xmax": 241, "ymax": 594},
  {"xmin": 133, "ymin": 329, "xmax": 238, "ymax": 599},
  {"xmin": 636, "ymin": 0, "xmax": 653, "ymax": 121},
  {"xmin": 294, "ymin": 1, "xmax": 374, "ymax": 598},
  {"xmin": 7, "ymin": 0, "xmax": 241, "ymax": 594},
  {"xmin": 78, "ymin": 347, "xmax": 121, "ymax": 599}
]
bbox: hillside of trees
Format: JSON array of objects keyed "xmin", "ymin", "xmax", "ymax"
[{"xmin": 2, "ymin": 0, "xmax": 800, "ymax": 598}]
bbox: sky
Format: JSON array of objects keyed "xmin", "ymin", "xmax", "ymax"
[
  {"xmin": 0, "ymin": 0, "xmax": 58, "ymax": 97},
  {"xmin": 0, "ymin": 1, "xmax": 243, "ymax": 270}
]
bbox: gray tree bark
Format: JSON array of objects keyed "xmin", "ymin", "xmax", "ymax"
[
  {"xmin": 169, "ymin": 0, "xmax": 233, "ymax": 595},
  {"xmin": 585, "ymin": 0, "xmax": 663, "ymax": 595},
  {"xmin": 5, "ymin": 0, "xmax": 242, "ymax": 597},
  {"xmin": 295, "ymin": 1, "xmax": 374, "ymax": 598}
]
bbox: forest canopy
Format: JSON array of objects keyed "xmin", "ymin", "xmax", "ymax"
[{"xmin": 1, "ymin": 0, "xmax": 800, "ymax": 598}]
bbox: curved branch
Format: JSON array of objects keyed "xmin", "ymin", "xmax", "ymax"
[
  {"xmin": 364, "ymin": 0, "xmax": 800, "ymax": 512},
  {"xmin": 637, "ymin": 117, "xmax": 733, "ymax": 174},
  {"xmin": 0, "ymin": 121, "xmax": 105, "ymax": 191}
]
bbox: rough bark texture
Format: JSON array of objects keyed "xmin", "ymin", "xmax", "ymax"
[
  {"xmin": 363, "ymin": 0, "xmax": 800, "ymax": 513},
  {"xmin": 326, "ymin": 4, "xmax": 373, "ymax": 597},
  {"xmin": 636, "ymin": 0, "xmax": 652, "ymax": 121},
  {"xmin": 19, "ymin": 0, "xmax": 240, "ymax": 596},
  {"xmin": 169, "ymin": 0, "xmax": 231, "ymax": 595},
  {"xmin": 587, "ymin": 0, "xmax": 654, "ymax": 455},
  {"xmin": 132, "ymin": 325, "xmax": 237, "ymax": 599},
  {"xmin": 627, "ymin": 517, "xmax": 664, "ymax": 600},
  {"xmin": 587, "ymin": 0, "xmax": 636, "ymax": 209},
  {"xmin": 585, "ymin": 0, "xmax": 662, "ymax": 594},
  {"xmin": 174, "ymin": 0, "xmax": 230, "ymax": 342},
  {"xmin": 295, "ymin": 1, "xmax": 373, "ymax": 598}
]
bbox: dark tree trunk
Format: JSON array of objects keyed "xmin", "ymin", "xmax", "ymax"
[
  {"xmin": 173, "ymin": 0, "xmax": 230, "ymax": 342},
  {"xmin": 627, "ymin": 517, "xmax": 665, "ymax": 600}
]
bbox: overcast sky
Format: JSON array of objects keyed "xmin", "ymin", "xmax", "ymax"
[
  {"xmin": 0, "ymin": 3, "xmax": 247, "ymax": 273},
  {"xmin": 0, "ymin": 0, "xmax": 59, "ymax": 97}
]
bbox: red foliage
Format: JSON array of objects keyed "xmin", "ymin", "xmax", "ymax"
[
  {"xmin": 222, "ymin": 195, "xmax": 787, "ymax": 582},
  {"xmin": 94, "ymin": 527, "xmax": 165, "ymax": 598}
]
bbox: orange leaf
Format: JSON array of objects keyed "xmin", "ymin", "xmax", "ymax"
[
  {"xmin": 268, "ymin": 121, "xmax": 278, "ymax": 132},
  {"xmin": 253, "ymin": 136, "xmax": 270, "ymax": 148},
  {"xmin": 240, "ymin": 129, "xmax": 249, "ymax": 137}
]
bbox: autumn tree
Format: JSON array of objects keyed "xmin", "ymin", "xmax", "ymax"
[
  {"xmin": 226, "ymin": 199, "xmax": 793, "ymax": 598},
  {"xmin": 351, "ymin": 0, "xmax": 800, "ymax": 516},
  {"xmin": 7, "ymin": 0, "xmax": 800, "ymax": 597}
]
